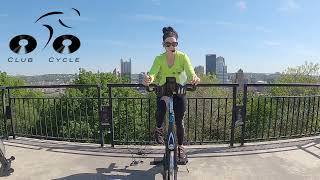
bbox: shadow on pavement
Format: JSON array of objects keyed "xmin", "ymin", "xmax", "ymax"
[{"xmin": 52, "ymin": 162, "xmax": 163, "ymax": 180}]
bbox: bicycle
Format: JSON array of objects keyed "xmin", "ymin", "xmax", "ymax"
[{"xmin": 146, "ymin": 77, "xmax": 196, "ymax": 180}]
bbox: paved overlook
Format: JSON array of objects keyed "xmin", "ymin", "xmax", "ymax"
[{"xmin": 2, "ymin": 136, "xmax": 320, "ymax": 180}]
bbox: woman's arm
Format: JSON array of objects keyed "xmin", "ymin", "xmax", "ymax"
[
  {"xmin": 183, "ymin": 54, "xmax": 196, "ymax": 81},
  {"xmin": 183, "ymin": 53, "xmax": 200, "ymax": 85},
  {"xmin": 148, "ymin": 57, "xmax": 161, "ymax": 83}
]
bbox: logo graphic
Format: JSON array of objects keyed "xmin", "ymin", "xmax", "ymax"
[
  {"xmin": 53, "ymin": 35, "xmax": 80, "ymax": 54},
  {"xmin": 9, "ymin": 8, "xmax": 81, "ymax": 54},
  {"xmin": 9, "ymin": 35, "xmax": 37, "ymax": 54}
]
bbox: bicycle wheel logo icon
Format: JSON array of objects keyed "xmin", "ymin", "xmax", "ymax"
[
  {"xmin": 9, "ymin": 35, "xmax": 37, "ymax": 54},
  {"xmin": 9, "ymin": 8, "xmax": 81, "ymax": 55}
]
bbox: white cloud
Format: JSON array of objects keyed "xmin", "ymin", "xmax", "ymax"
[
  {"xmin": 264, "ymin": 41, "xmax": 281, "ymax": 47},
  {"xmin": 236, "ymin": 1, "xmax": 247, "ymax": 11},
  {"xmin": 278, "ymin": 0, "xmax": 300, "ymax": 12}
]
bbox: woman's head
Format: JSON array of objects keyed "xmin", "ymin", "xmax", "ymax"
[{"xmin": 162, "ymin": 26, "xmax": 178, "ymax": 53}]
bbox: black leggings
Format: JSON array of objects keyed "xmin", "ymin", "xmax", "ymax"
[{"xmin": 156, "ymin": 95, "xmax": 186, "ymax": 145}]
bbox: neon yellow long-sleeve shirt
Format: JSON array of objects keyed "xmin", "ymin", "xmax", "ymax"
[{"xmin": 149, "ymin": 50, "xmax": 196, "ymax": 86}]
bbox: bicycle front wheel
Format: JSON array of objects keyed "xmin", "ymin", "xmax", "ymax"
[{"xmin": 168, "ymin": 151, "xmax": 177, "ymax": 180}]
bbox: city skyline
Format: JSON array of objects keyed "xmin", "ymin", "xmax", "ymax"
[{"xmin": 1, "ymin": 0, "xmax": 319, "ymax": 75}]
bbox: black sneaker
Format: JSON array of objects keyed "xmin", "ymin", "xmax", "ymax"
[
  {"xmin": 178, "ymin": 146, "xmax": 187, "ymax": 159},
  {"xmin": 154, "ymin": 127, "xmax": 164, "ymax": 144}
]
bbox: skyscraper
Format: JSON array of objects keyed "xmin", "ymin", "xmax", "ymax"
[
  {"xmin": 216, "ymin": 56, "xmax": 228, "ymax": 83},
  {"xmin": 120, "ymin": 58, "xmax": 131, "ymax": 79},
  {"xmin": 205, "ymin": 54, "xmax": 216, "ymax": 75}
]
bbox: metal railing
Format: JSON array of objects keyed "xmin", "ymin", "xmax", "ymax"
[
  {"xmin": 107, "ymin": 83, "xmax": 238, "ymax": 147},
  {"xmin": 1, "ymin": 83, "xmax": 320, "ymax": 148},
  {"xmin": 0, "ymin": 85, "xmax": 106, "ymax": 147},
  {"xmin": 241, "ymin": 83, "xmax": 320, "ymax": 145}
]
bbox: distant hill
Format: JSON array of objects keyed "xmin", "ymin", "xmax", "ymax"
[
  {"xmin": 14, "ymin": 74, "xmax": 76, "ymax": 86},
  {"xmin": 227, "ymin": 72, "xmax": 281, "ymax": 83}
]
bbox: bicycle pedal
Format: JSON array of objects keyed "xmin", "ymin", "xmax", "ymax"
[
  {"xmin": 9, "ymin": 156, "xmax": 15, "ymax": 161},
  {"xmin": 130, "ymin": 160, "xmax": 139, "ymax": 166}
]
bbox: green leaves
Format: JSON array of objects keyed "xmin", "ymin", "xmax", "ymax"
[{"xmin": 269, "ymin": 61, "xmax": 320, "ymax": 96}]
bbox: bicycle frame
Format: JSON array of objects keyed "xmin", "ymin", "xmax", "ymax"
[
  {"xmin": 145, "ymin": 77, "xmax": 196, "ymax": 180},
  {"xmin": 165, "ymin": 96, "xmax": 178, "ymax": 180}
]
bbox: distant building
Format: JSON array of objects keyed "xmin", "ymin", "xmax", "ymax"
[
  {"xmin": 131, "ymin": 72, "xmax": 146, "ymax": 93},
  {"xmin": 112, "ymin": 68, "xmax": 120, "ymax": 77},
  {"xmin": 194, "ymin": 65, "xmax": 204, "ymax": 76},
  {"xmin": 205, "ymin": 54, "xmax": 216, "ymax": 75},
  {"xmin": 216, "ymin": 56, "xmax": 228, "ymax": 83},
  {"xmin": 131, "ymin": 72, "xmax": 145, "ymax": 84},
  {"xmin": 120, "ymin": 58, "xmax": 131, "ymax": 79},
  {"xmin": 234, "ymin": 69, "xmax": 248, "ymax": 91}
]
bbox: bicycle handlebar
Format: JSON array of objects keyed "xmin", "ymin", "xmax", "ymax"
[{"xmin": 145, "ymin": 83, "xmax": 197, "ymax": 93}]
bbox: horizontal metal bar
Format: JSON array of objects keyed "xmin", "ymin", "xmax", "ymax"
[
  {"xmin": 250, "ymin": 95, "xmax": 320, "ymax": 98},
  {"xmin": 247, "ymin": 83, "xmax": 320, "ymax": 87},
  {"xmin": 15, "ymin": 95, "xmax": 319, "ymax": 100},
  {"xmin": 112, "ymin": 97, "xmax": 149, "ymax": 100},
  {"xmin": 113, "ymin": 140, "xmax": 231, "ymax": 144},
  {"xmin": 107, "ymin": 83, "xmax": 239, "ymax": 88},
  {"xmin": 11, "ymin": 97, "xmax": 98, "ymax": 99},
  {"xmin": 5, "ymin": 84, "xmax": 99, "ymax": 89},
  {"xmin": 244, "ymin": 133, "xmax": 318, "ymax": 141},
  {"xmin": 3, "ymin": 83, "xmax": 320, "ymax": 90},
  {"xmin": 112, "ymin": 97, "xmax": 233, "ymax": 100},
  {"xmin": 187, "ymin": 97, "xmax": 232, "ymax": 100},
  {"xmin": 14, "ymin": 134, "xmax": 98, "ymax": 143}
]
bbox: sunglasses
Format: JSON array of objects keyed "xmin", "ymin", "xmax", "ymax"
[{"xmin": 164, "ymin": 41, "xmax": 178, "ymax": 47}]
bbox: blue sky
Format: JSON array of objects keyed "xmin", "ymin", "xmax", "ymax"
[{"xmin": 0, "ymin": 0, "xmax": 319, "ymax": 75}]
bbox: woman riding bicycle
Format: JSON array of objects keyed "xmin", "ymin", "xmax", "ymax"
[{"xmin": 143, "ymin": 26, "xmax": 200, "ymax": 160}]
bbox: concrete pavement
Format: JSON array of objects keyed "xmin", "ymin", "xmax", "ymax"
[{"xmin": 1, "ymin": 136, "xmax": 320, "ymax": 180}]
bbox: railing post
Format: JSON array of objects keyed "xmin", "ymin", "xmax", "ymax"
[
  {"xmin": 1, "ymin": 88, "xmax": 8, "ymax": 139},
  {"xmin": 97, "ymin": 85, "xmax": 104, "ymax": 147},
  {"xmin": 241, "ymin": 84, "xmax": 248, "ymax": 146},
  {"xmin": 7, "ymin": 89, "xmax": 15, "ymax": 139},
  {"xmin": 108, "ymin": 85, "xmax": 115, "ymax": 148},
  {"xmin": 230, "ymin": 86, "xmax": 237, "ymax": 147}
]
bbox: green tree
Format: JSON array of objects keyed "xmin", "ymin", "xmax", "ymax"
[
  {"xmin": 270, "ymin": 61, "xmax": 320, "ymax": 96},
  {"xmin": 0, "ymin": 71, "xmax": 44, "ymax": 137},
  {"xmin": 244, "ymin": 61, "xmax": 320, "ymax": 142}
]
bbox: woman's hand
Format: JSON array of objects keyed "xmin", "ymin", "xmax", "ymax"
[
  {"xmin": 143, "ymin": 74, "xmax": 153, "ymax": 86},
  {"xmin": 191, "ymin": 75, "xmax": 200, "ymax": 85}
]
